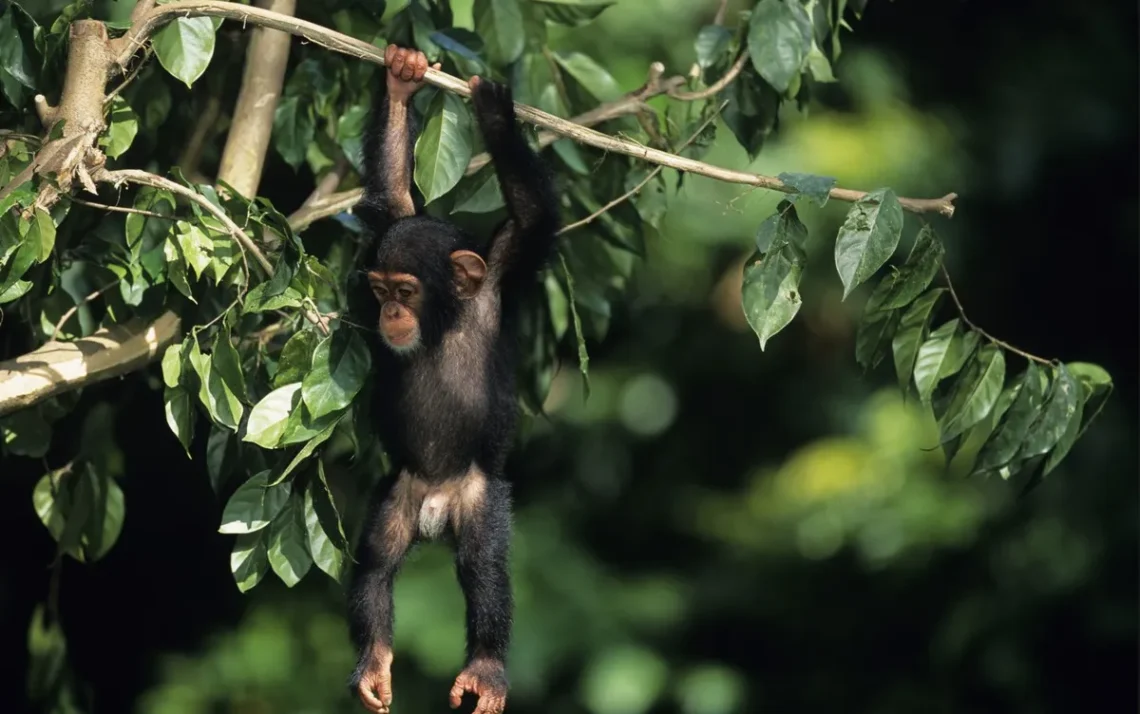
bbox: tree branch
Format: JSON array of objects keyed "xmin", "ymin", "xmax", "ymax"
[
  {"xmin": 0, "ymin": 312, "xmax": 181, "ymax": 418},
  {"xmin": 940, "ymin": 265, "xmax": 1051, "ymax": 365},
  {"xmin": 115, "ymin": 1, "xmax": 957, "ymax": 224},
  {"xmin": 215, "ymin": 0, "xmax": 296, "ymax": 197}
]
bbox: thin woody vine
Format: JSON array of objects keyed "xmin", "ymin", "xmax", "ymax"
[{"xmin": 0, "ymin": 0, "xmax": 1114, "ymax": 593}]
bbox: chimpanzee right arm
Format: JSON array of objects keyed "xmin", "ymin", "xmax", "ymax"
[{"xmin": 359, "ymin": 46, "xmax": 437, "ymax": 227}]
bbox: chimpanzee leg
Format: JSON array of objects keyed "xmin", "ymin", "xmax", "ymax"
[
  {"xmin": 448, "ymin": 474, "xmax": 512, "ymax": 714},
  {"xmin": 348, "ymin": 471, "xmax": 417, "ymax": 714}
]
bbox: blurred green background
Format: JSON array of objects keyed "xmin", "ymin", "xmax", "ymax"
[{"xmin": 1, "ymin": 0, "xmax": 1136, "ymax": 713}]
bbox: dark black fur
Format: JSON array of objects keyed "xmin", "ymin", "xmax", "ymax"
[{"xmin": 346, "ymin": 66, "xmax": 559, "ymax": 699}]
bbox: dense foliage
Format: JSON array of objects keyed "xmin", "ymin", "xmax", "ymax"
[{"xmin": 0, "ymin": 5, "xmax": 1123, "ymax": 710}]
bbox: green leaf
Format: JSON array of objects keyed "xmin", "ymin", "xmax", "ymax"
[
  {"xmin": 414, "ymin": 91, "xmax": 473, "ymax": 204},
  {"xmin": 938, "ymin": 344, "xmax": 1006, "ymax": 441},
  {"xmin": 336, "ymin": 103, "xmax": 368, "ymax": 173},
  {"xmin": 211, "ymin": 329, "xmax": 247, "ymax": 403},
  {"xmin": 267, "ymin": 496, "xmax": 312, "ymax": 587},
  {"xmin": 473, "ymin": 0, "xmax": 525, "ymax": 66},
  {"xmin": 1042, "ymin": 386, "xmax": 1087, "ymax": 476},
  {"xmin": 163, "ymin": 385, "xmax": 194, "ymax": 457},
  {"xmin": 913, "ymin": 319, "xmax": 959, "ymax": 402},
  {"xmin": 742, "ymin": 251, "xmax": 803, "ymax": 350},
  {"xmin": 219, "ymin": 470, "xmax": 292, "ymax": 534},
  {"xmin": 1018, "ymin": 365, "xmax": 1081, "ymax": 460},
  {"xmin": 877, "ymin": 225, "xmax": 945, "ymax": 310},
  {"xmin": 189, "ymin": 338, "xmax": 242, "ymax": 430},
  {"xmin": 694, "ymin": 25, "xmax": 733, "ymax": 69},
  {"xmin": 834, "ymin": 188, "xmax": 904, "ymax": 300},
  {"xmin": 0, "ymin": 7, "xmax": 35, "ymax": 91},
  {"xmin": 242, "ymin": 283, "xmax": 304, "ymax": 313},
  {"xmin": 273, "ymin": 95, "xmax": 315, "ymax": 170},
  {"xmin": 552, "ymin": 51, "xmax": 624, "ymax": 102},
  {"xmin": 174, "ymin": 221, "xmax": 212, "ymax": 280},
  {"xmin": 305, "ymin": 481, "xmax": 346, "ymax": 581},
  {"xmin": 558, "ymin": 252, "xmax": 590, "ymax": 395},
  {"xmin": 534, "ymin": 0, "xmax": 614, "ymax": 26},
  {"xmin": 973, "ymin": 362, "xmax": 1046, "ymax": 474},
  {"xmin": 855, "ymin": 305, "xmax": 900, "ymax": 371},
  {"xmin": 164, "ymin": 240, "xmax": 196, "ymax": 303},
  {"xmin": 273, "ymin": 417, "xmax": 340, "ymax": 487},
  {"xmin": 231, "ymin": 530, "xmax": 269, "ymax": 593},
  {"xmin": 274, "ymin": 329, "xmax": 320, "ymax": 388},
  {"xmin": 313, "ymin": 460, "xmax": 350, "ymax": 552},
  {"xmin": 940, "ymin": 329, "xmax": 981, "ymax": 383},
  {"xmin": 101, "ymin": 95, "xmax": 138, "ymax": 159},
  {"xmin": 161, "ymin": 343, "xmax": 182, "ymax": 388},
  {"xmin": 82, "ymin": 468, "xmax": 125, "ymax": 561},
  {"xmin": 777, "ymin": 172, "xmax": 836, "ymax": 207},
  {"xmin": 0, "ymin": 279, "xmax": 32, "ymax": 304},
  {"xmin": 244, "ymin": 383, "xmax": 302, "ymax": 449},
  {"xmin": 891, "ymin": 288, "xmax": 944, "ymax": 394},
  {"xmin": 747, "ymin": 0, "xmax": 813, "ymax": 94},
  {"xmin": 152, "ymin": 16, "xmax": 216, "ymax": 87},
  {"xmin": 805, "ymin": 41, "xmax": 836, "ymax": 82},
  {"xmin": 302, "ymin": 329, "xmax": 371, "ymax": 420},
  {"xmin": 206, "ymin": 424, "xmax": 239, "ymax": 493},
  {"xmin": 451, "ymin": 166, "xmax": 505, "ymax": 215}
]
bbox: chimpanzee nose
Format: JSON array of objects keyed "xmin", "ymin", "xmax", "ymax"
[{"xmin": 384, "ymin": 302, "xmax": 400, "ymax": 318}]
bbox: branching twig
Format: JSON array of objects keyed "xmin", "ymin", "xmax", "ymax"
[
  {"xmin": 559, "ymin": 101, "xmax": 729, "ymax": 236},
  {"xmin": 940, "ymin": 265, "xmax": 1052, "ymax": 365},
  {"xmin": 70, "ymin": 196, "xmax": 171, "ymax": 219},
  {"xmin": 96, "ymin": 168, "xmax": 274, "ymax": 275},
  {"xmin": 104, "ymin": 47, "xmax": 151, "ymax": 106},
  {"xmin": 670, "ymin": 52, "xmax": 750, "ymax": 102}
]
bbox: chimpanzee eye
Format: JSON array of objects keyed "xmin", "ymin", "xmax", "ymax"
[
  {"xmin": 396, "ymin": 286, "xmax": 413, "ymax": 300},
  {"xmin": 373, "ymin": 285, "xmax": 389, "ymax": 299}
]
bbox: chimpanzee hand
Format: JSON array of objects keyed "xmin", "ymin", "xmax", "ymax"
[
  {"xmin": 449, "ymin": 657, "xmax": 508, "ymax": 714},
  {"xmin": 354, "ymin": 646, "xmax": 395, "ymax": 713},
  {"xmin": 468, "ymin": 76, "xmax": 516, "ymax": 139},
  {"xmin": 384, "ymin": 45, "xmax": 440, "ymax": 103}
]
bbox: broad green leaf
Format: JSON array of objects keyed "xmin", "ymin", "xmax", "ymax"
[
  {"xmin": 0, "ymin": 7, "xmax": 35, "ymax": 91},
  {"xmin": 281, "ymin": 401, "xmax": 341, "ymax": 445},
  {"xmin": 206, "ymin": 424, "xmax": 239, "ymax": 493},
  {"xmin": 835, "ymin": 188, "xmax": 904, "ymax": 299},
  {"xmin": 163, "ymin": 385, "xmax": 194, "ymax": 456},
  {"xmin": 742, "ymin": 253, "xmax": 803, "ymax": 350},
  {"xmin": 219, "ymin": 470, "xmax": 291, "ymax": 534},
  {"xmin": 938, "ymin": 344, "xmax": 1006, "ymax": 441},
  {"xmin": 273, "ymin": 95, "xmax": 315, "ymax": 170},
  {"xmin": 473, "ymin": 0, "xmax": 525, "ymax": 66},
  {"xmin": 913, "ymin": 319, "xmax": 958, "ymax": 402},
  {"xmin": 313, "ymin": 460, "xmax": 350, "ymax": 552},
  {"xmin": 747, "ymin": 0, "xmax": 813, "ymax": 93},
  {"xmin": 242, "ymin": 283, "xmax": 304, "ymax": 313},
  {"xmin": 777, "ymin": 172, "xmax": 836, "ymax": 206},
  {"xmin": 1, "ymin": 408, "xmax": 52, "ymax": 458},
  {"xmin": 274, "ymin": 329, "xmax": 320, "ymax": 388},
  {"xmin": 152, "ymin": 16, "xmax": 216, "ymax": 87},
  {"xmin": 244, "ymin": 383, "xmax": 302, "ymax": 449},
  {"xmin": 891, "ymin": 288, "xmax": 944, "ymax": 394},
  {"xmin": 877, "ymin": 225, "xmax": 945, "ymax": 310},
  {"xmin": 33, "ymin": 469, "xmax": 75, "ymax": 556},
  {"xmin": 1067, "ymin": 361, "xmax": 1114, "ymax": 431},
  {"xmin": 0, "ymin": 279, "xmax": 32, "ymax": 303},
  {"xmin": 126, "ymin": 187, "xmax": 176, "ymax": 262},
  {"xmin": 336, "ymin": 103, "xmax": 368, "ymax": 173},
  {"xmin": 972, "ymin": 362, "xmax": 1044, "ymax": 475},
  {"xmin": 855, "ymin": 304, "xmax": 900, "ymax": 371},
  {"xmin": 267, "ymin": 496, "xmax": 312, "ymax": 587},
  {"xmin": 302, "ymin": 329, "xmax": 371, "ymax": 420},
  {"xmin": 164, "ymin": 240, "xmax": 196, "ymax": 303},
  {"xmin": 694, "ymin": 24, "xmax": 733, "ymax": 69},
  {"xmin": 231, "ymin": 530, "xmax": 269, "ymax": 593},
  {"xmin": 414, "ymin": 91, "xmax": 473, "ymax": 204},
  {"xmin": 1018, "ymin": 365, "xmax": 1080, "ymax": 460},
  {"xmin": 271, "ymin": 415, "xmax": 340, "ymax": 485},
  {"xmin": 1043, "ymin": 388, "xmax": 1087, "ymax": 476},
  {"xmin": 552, "ymin": 51, "xmax": 624, "ymax": 102},
  {"xmin": 535, "ymin": 0, "xmax": 614, "ymax": 26},
  {"xmin": 451, "ymin": 167, "xmax": 505, "ymax": 214},
  {"xmin": 161, "ymin": 343, "xmax": 182, "ymax": 388},
  {"xmin": 101, "ymin": 95, "xmax": 138, "ymax": 159},
  {"xmin": 806, "ymin": 41, "xmax": 836, "ymax": 82},
  {"xmin": 305, "ymin": 482, "xmax": 346, "ymax": 581},
  {"xmin": 82, "ymin": 469, "xmax": 125, "ymax": 561},
  {"xmin": 211, "ymin": 329, "xmax": 247, "ymax": 402},
  {"xmin": 174, "ymin": 221, "xmax": 212, "ymax": 280},
  {"xmin": 189, "ymin": 338, "xmax": 242, "ymax": 429},
  {"xmin": 940, "ymin": 329, "xmax": 981, "ymax": 381}
]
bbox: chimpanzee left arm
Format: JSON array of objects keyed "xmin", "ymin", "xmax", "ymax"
[{"xmin": 468, "ymin": 77, "xmax": 560, "ymax": 289}]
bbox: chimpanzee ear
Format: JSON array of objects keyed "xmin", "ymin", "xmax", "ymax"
[{"xmin": 450, "ymin": 250, "xmax": 487, "ymax": 299}]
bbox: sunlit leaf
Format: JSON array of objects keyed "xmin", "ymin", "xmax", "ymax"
[
  {"xmin": 1018, "ymin": 364, "xmax": 1080, "ymax": 460},
  {"xmin": 302, "ymin": 329, "xmax": 371, "ymax": 420},
  {"xmin": 244, "ymin": 383, "xmax": 302, "ymax": 449},
  {"xmin": 218, "ymin": 470, "xmax": 291, "ymax": 534},
  {"xmin": 913, "ymin": 318, "xmax": 958, "ymax": 402},
  {"xmin": 189, "ymin": 338, "xmax": 242, "ymax": 429},
  {"xmin": 152, "ymin": 16, "xmax": 216, "ymax": 87},
  {"xmin": 231, "ymin": 530, "xmax": 269, "ymax": 592},
  {"xmin": 891, "ymin": 288, "xmax": 944, "ymax": 395},
  {"xmin": 211, "ymin": 329, "xmax": 247, "ymax": 403},
  {"xmin": 268, "ymin": 496, "xmax": 312, "ymax": 587},
  {"xmin": 271, "ymin": 415, "xmax": 340, "ymax": 485},
  {"xmin": 747, "ymin": 0, "xmax": 813, "ymax": 93},
  {"xmin": 742, "ymin": 251, "xmax": 803, "ymax": 350},
  {"xmin": 938, "ymin": 344, "xmax": 1006, "ymax": 441},
  {"xmin": 552, "ymin": 51, "xmax": 623, "ymax": 102},
  {"xmin": 835, "ymin": 188, "xmax": 903, "ymax": 300},
  {"xmin": 101, "ymin": 95, "xmax": 138, "ymax": 159},
  {"xmin": 174, "ymin": 221, "xmax": 212, "ymax": 280},
  {"xmin": 163, "ymin": 385, "xmax": 193, "ymax": 457}
]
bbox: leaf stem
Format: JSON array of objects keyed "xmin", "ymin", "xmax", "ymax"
[{"xmin": 939, "ymin": 264, "xmax": 1052, "ymax": 365}]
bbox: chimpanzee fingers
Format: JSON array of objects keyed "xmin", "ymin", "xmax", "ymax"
[
  {"xmin": 357, "ymin": 682, "xmax": 388, "ymax": 714},
  {"xmin": 399, "ymin": 51, "xmax": 417, "ymax": 81},
  {"xmin": 410, "ymin": 51, "xmax": 428, "ymax": 82},
  {"xmin": 384, "ymin": 44, "xmax": 398, "ymax": 67},
  {"xmin": 473, "ymin": 692, "xmax": 507, "ymax": 714},
  {"xmin": 388, "ymin": 50, "xmax": 406, "ymax": 80}
]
